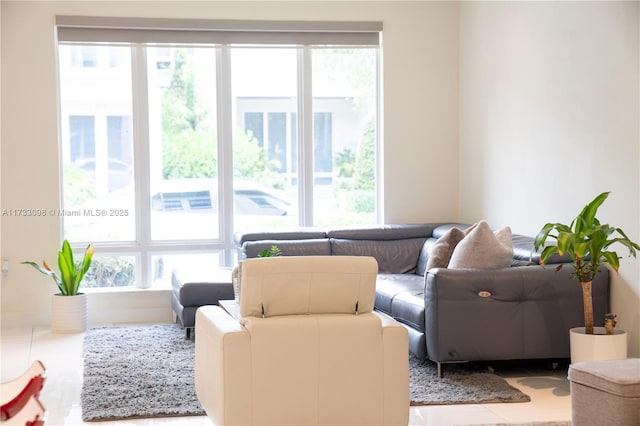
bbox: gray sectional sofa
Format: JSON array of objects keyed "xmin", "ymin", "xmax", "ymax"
[{"xmin": 235, "ymin": 223, "xmax": 610, "ymax": 375}]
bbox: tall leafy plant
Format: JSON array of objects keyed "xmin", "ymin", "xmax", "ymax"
[
  {"xmin": 534, "ymin": 192, "xmax": 639, "ymax": 334},
  {"xmin": 23, "ymin": 240, "xmax": 94, "ymax": 296}
]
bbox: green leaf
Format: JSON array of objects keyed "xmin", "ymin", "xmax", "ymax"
[
  {"xmin": 58, "ymin": 240, "xmax": 76, "ymax": 295},
  {"xmin": 257, "ymin": 245, "xmax": 282, "ymax": 257},
  {"xmin": 556, "ymin": 231, "xmax": 573, "ymax": 254},
  {"xmin": 573, "ymin": 241, "xmax": 589, "ymax": 258},
  {"xmin": 73, "ymin": 244, "xmax": 94, "ymax": 294},
  {"xmin": 22, "ymin": 261, "xmax": 54, "ymax": 277},
  {"xmin": 21, "ymin": 261, "xmax": 64, "ymax": 293},
  {"xmin": 575, "ymin": 192, "xmax": 609, "ymax": 233},
  {"xmin": 539, "ymin": 245, "xmax": 559, "ymax": 265},
  {"xmin": 602, "ymin": 251, "xmax": 620, "ymax": 272},
  {"xmin": 533, "ymin": 223, "xmax": 554, "ymax": 251}
]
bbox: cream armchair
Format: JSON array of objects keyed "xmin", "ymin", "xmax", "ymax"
[{"xmin": 195, "ymin": 255, "xmax": 409, "ymax": 426}]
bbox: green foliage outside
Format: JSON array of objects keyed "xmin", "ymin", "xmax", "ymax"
[
  {"xmin": 232, "ymin": 130, "xmax": 284, "ymax": 189},
  {"xmin": 63, "ymin": 164, "xmax": 95, "ymax": 207},
  {"xmin": 163, "ymin": 130, "xmax": 216, "ymax": 179},
  {"xmin": 162, "ymin": 50, "xmax": 206, "ymax": 135},
  {"xmin": 82, "ymin": 256, "xmax": 135, "ymax": 288},
  {"xmin": 344, "ymin": 116, "xmax": 376, "ymax": 213},
  {"xmin": 161, "ymin": 49, "xmax": 281, "ymax": 187},
  {"xmin": 334, "ymin": 148, "xmax": 355, "ymax": 178},
  {"xmin": 354, "ymin": 117, "xmax": 376, "ymax": 192}
]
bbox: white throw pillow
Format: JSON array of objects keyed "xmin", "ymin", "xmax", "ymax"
[{"xmin": 448, "ymin": 220, "xmax": 514, "ymax": 269}]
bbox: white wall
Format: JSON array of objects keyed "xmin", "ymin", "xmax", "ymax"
[
  {"xmin": 459, "ymin": 1, "xmax": 640, "ymax": 356},
  {"xmin": 0, "ymin": 1, "xmax": 459, "ymax": 326}
]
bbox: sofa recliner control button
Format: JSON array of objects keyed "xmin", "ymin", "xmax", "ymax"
[{"xmin": 478, "ymin": 291, "xmax": 491, "ymax": 298}]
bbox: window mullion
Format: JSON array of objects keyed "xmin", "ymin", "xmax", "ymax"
[
  {"xmin": 297, "ymin": 47, "xmax": 314, "ymax": 227},
  {"xmin": 375, "ymin": 48, "xmax": 383, "ymax": 224},
  {"xmin": 217, "ymin": 46, "xmax": 234, "ymax": 265},
  {"xmin": 131, "ymin": 44, "xmax": 152, "ymax": 287}
]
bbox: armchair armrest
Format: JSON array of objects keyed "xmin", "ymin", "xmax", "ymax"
[
  {"xmin": 376, "ymin": 312, "xmax": 410, "ymax": 425},
  {"xmin": 195, "ymin": 306, "xmax": 251, "ymax": 426}
]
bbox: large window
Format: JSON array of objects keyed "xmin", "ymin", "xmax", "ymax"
[{"xmin": 56, "ymin": 17, "xmax": 381, "ymax": 288}]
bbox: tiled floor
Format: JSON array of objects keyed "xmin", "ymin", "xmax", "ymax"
[{"xmin": 1, "ymin": 324, "xmax": 572, "ymax": 425}]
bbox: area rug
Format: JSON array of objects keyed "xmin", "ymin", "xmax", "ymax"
[
  {"xmin": 409, "ymin": 355, "xmax": 530, "ymax": 406},
  {"xmin": 81, "ymin": 323, "xmax": 530, "ymax": 421}
]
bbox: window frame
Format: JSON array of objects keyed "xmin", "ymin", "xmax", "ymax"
[{"xmin": 56, "ymin": 17, "xmax": 382, "ymax": 288}]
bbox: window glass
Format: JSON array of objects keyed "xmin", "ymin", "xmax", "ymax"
[
  {"xmin": 59, "ymin": 45, "xmax": 136, "ymax": 243},
  {"xmin": 147, "ymin": 46, "xmax": 219, "ymax": 241},
  {"xmin": 231, "ymin": 48, "xmax": 299, "ymax": 232},
  {"xmin": 150, "ymin": 253, "xmax": 223, "ymax": 287},
  {"xmin": 81, "ymin": 255, "xmax": 136, "ymax": 289},
  {"xmin": 244, "ymin": 112, "xmax": 264, "ymax": 146},
  {"xmin": 312, "ymin": 48, "xmax": 377, "ymax": 226}
]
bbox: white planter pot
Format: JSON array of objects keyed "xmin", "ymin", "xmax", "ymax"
[
  {"xmin": 569, "ymin": 326, "xmax": 627, "ymax": 364},
  {"xmin": 51, "ymin": 293, "xmax": 88, "ymax": 333}
]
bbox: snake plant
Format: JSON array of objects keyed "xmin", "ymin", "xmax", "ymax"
[{"xmin": 23, "ymin": 240, "xmax": 94, "ymax": 296}]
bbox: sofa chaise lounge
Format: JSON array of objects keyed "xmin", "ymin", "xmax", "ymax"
[{"xmin": 235, "ymin": 222, "xmax": 610, "ymax": 376}]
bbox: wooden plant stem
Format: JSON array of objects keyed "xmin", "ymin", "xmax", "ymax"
[{"xmin": 581, "ymin": 281, "xmax": 594, "ymax": 334}]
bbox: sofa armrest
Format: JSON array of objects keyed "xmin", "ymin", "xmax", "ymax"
[
  {"xmin": 195, "ymin": 306, "xmax": 251, "ymax": 426},
  {"xmin": 424, "ymin": 265, "xmax": 609, "ymax": 363}
]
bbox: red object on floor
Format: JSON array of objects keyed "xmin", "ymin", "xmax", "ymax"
[{"xmin": 1, "ymin": 360, "xmax": 46, "ymax": 425}]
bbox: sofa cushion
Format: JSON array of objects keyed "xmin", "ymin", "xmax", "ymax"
[
  {"xmin": 425, "ymin": 227, "xmax": 466, "ymax": 270},
  {"xmin": 374, "ymin": 274, "xmax": 425, "ymax": 332},
  {"xmin": 391, "ymin": 289, "xmax": 426, "ymax": 332},
  {"xmin": 330, "ymin": 238, "xmax": 426, "ymax": 274},
  {"xmin": 448, "ymin": 221, "xmax": 514, "ymax": 269}
]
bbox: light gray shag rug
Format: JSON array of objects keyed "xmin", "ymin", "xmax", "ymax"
[
  {"xmin": 81, "ymin": 324, "xmax": 205, "ymax": 421},
  {"xmin": 409, "ymin": 355, "xmax": 530, "ymax": 406},
  {"xmin": 81, "ymin": 324, "xmax": 530, "ymax": 421}
]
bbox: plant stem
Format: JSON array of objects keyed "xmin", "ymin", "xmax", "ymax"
[{"xmin": 581, "ymin": 281, "xmax": 594, "ymax": 334}]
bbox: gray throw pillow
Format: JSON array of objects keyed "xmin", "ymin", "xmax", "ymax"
[
  {"xmin": 448, "ymin": 220, "xmax": 514, "ymax": 269},
  {"xmin": 426, "ymin": 227, "xmax": 466, "ymax": 270}
]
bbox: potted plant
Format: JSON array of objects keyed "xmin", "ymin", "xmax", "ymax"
[
  {"xmin": 233, "ymin": 245, "xmax": 282, "ymax": 303},
  {"xmin": 23, "ymin": 239, "xmax": 94, "ymax": 333},
  {"xmin": 533, "ymin": 191, "xmax": 639, "ymax": 362},
  {"xmin": 258, "ymin": 245, "xmax": 283, "ymax": 258}
]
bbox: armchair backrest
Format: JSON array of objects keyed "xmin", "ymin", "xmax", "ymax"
[
  {"xmin": 196, "ymin": 254, "xmax": 410, "ymax": 425},
  {"xmin": 239, "ymin": 255, "xmax": 377, "ymax": 318}
]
